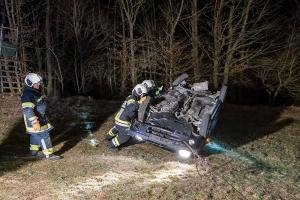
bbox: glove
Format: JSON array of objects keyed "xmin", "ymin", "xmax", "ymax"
[
  {"xmin": 155, "ymin": 86, "xmax": 164, "ymax": 96},
  {"xmin": 138, "ymin": 96, "xmax": 147, "ymax": 104},
  {"xmin": 32, "ymin": 118, "xmax": 41, "ymax": 131}
]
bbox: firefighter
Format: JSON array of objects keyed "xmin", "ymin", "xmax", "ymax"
[
  {"xmin": 142, "ymin": 80, "xmax": 163, "ymax": 98},
  {"xmin": 21, "ymin": 73, "xmax": 61, "ymax": 160},
  {"xmin": 106, "ymin": 84, "xmax": 148, "ymax": 149}
]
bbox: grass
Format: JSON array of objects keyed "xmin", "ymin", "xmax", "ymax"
[{"xmin": 0, "ymin": 96, "xmax": 299, "ymax": 200}]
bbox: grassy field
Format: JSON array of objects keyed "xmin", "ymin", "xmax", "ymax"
[{"xmin": 0, "ymin": 95, "xmax": 299, "ymax": 200}]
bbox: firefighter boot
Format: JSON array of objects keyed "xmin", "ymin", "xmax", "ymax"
[{"xmin": 45, "ymin": 154, "xmax": 62, "ymax": 160}]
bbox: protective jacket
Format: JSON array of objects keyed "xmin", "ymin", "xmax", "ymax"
[
  {"xmin": 21, "ymin": 85, "xmax": 53, "ymax": 134},
  {"xmin": 114, "ymin": 95, "xmax": 139, "ymax": 127}
]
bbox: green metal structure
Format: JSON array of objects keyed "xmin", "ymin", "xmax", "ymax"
[{"xmin": 0, "ymin": 40, "xmax": 17, "ymax": 56}]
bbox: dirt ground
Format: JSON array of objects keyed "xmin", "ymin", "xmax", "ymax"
[{"xmin": 0, "ymin": 95, "xmax": 299, "ymax": 200}]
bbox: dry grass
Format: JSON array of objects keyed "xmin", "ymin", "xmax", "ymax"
[{"xmin": 0, "ymin": 96, "xmax": 299, "ymax": 200}]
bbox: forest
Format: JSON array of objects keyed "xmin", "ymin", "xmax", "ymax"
[{"xmin": 3, "ymin": 0, "xmax": 300, "ymax": 102}]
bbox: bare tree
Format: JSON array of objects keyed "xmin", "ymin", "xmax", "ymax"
[
  {"xmin": 120, "ymin": 8, "xmax": 129, "ymax": 94},
  {"xmin": 191, "ymin": 0, "xmax": 200, "ymax": 82},
  {"xmin": 45, "ymin": 0, "xmax": 53, "ymax": 95},
  {"xmin": 3, "ymin": 0, "xmax": 299, "ymax": 104},
  {"xmin": 209, "ymin": 0, "xmax": 280, "ymax": 89},
  {"xmin": 211, "ymin": 0, "xmax": 224, "ymax": 89},
  {"xmin": 62, "ymin": 0, "xmax": 111, "ymax": 93},
  {"xmin": 117, "ymin": 0, "xmax": 145, "ymax": 87},
  {"xmin": 159, "ymin": 0, "xmax": 184, "ymax": 85},
  {"xmin": 251, "ymin": 29, "xmax": 300, "ymax": 102},
  {"xmin": 4, "ymin": 0, "xmax": 30, "ymax": 70}
]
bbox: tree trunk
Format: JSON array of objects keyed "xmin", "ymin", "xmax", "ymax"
[
  {"xmin": 212, "ymin": 58, "xmax": 219, "ymax": 90},
  {"xmin": 46, "ymin": 0, "xmax": 53, "ymax": 96},
  {"xmin": 212, "ymin": 2, "xmax": 221, "ymax": 90},
  {"xmin": 191, "ymin": 0, "xmax": 200, "ymax": 82},
  {"xmin": 4, "ymin": 0, "xmax": 13, "ymax": 28},
  {"xmin": 36, "ymin": 48, "xmax": 42, "ymax": 72},
  {"xmin": 120, "ymin": 9, "xmax": 127, "ymax": 95},
  {"xmin": 129, "ymin": 22, "xmax": 136, "ymax": 87}
]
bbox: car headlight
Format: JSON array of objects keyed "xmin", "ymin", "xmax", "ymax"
[
  {"xmin": 135, "ymin": 135, "xmax": 143, "ymax": 141},
  {"xmin": 178, "ymin": 150, "xmax": 192, "ymax": 158},
  {"xmin": 188, "ymin": 139, "xmax": 195, "ymax": 145}
]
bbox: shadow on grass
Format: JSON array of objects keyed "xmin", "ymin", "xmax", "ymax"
[
  {"xmin": 51, "ymin": 99, "xmax": 119, "ymax": 155},
  {"xmin": 203, "ymin": 104, "xmax": 298, "ymax": 184},
  {"xmin": 0, "ymin": 118, "xmax": 30, "ymax": 176},
  {"xmin": 0, "ymin": 98, "xmax": 119, "ymax": 176},
  {"xmin": 213, "ymin": 104, "xmax": 294, "ymax": 148}
]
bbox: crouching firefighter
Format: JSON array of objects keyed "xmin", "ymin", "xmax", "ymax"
[
  {"xmin": 106, "ymin": 84, "xmax": 148, "ymax": 149},
  {"xmin": 21, "ymin": 73, "xmax": 61, "ymax": 160}
]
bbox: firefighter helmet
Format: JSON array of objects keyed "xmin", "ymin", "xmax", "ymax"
[
  {"xmin": 142, "ymin": 80, "xmax": 156, "ymax": 90},
  {"xmin": 132, "ymin": 83, "xmax": 148, "ymax": 97},
  {"xmin": 25, "ymin": 73, "xmax": 42, "ymax": 87}
]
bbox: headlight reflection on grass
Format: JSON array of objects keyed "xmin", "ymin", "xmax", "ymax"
[
  {"xmin": 204, "ymin": 139, "xmax": 296, "ymax": 182},
  {"xmin": 205, "ymin": 140, "xmax": 229, "ymax": 153},
  {"xmin": 79, "ymin": 111, "xmax": 99, "ymax": 146},
  {"xmin": 205, "ymin": 140, "xmax": 255, "ymax": 165}
]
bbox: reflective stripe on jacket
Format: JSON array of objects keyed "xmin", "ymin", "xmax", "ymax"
[
  {"xmin": 21, "ymin": 86, "xmax": 53, "ymax": 134},
  {"xmin": 114, "ymin": 95, "xmax": 139, "ymax": 127}
]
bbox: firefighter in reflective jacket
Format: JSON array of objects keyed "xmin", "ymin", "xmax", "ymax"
[
  {"xmin": 21, "ymin": 73, "xmax": 60, "ymax": 160},
  {"xmin": 106, "ymin": 84, "xmax": 148, "ymax": 149}
]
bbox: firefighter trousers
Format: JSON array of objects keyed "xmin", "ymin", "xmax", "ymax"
[
  {"xmin": 106, "ymin": 125, "xmax": 131, "ymax": 148},
  {"xmin": 29, "ymin": 131, "xmax": 54, "ymax": 156}
]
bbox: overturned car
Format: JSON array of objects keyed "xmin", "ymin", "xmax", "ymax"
[{"xmin": 128, "ymin": 73, "xmax": 227, "ymax": 158}]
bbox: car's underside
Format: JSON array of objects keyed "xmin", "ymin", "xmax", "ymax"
[{"xmin": 129, "ymin": 74, "xmax": 227, "ymax": 158}]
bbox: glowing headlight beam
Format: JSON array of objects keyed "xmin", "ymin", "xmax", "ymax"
[{"xmin": 178, "ymin": 150, "xmax": 192, "ymax": 158}]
